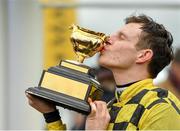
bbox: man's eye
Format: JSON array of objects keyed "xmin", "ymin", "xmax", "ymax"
[{"xmin": 119, "ymin": 34, "xmax": 125, "ymax": 40}]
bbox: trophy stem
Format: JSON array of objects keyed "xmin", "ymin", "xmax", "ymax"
[{"xmin": 77, "ymin": 55, "xmax": 85, "ymax": 63}]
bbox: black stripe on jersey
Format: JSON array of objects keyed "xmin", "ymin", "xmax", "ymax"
[
  {"xmin": 168, "ymin": 98, "xmax": 180, "ymax": 115},
  {"xmin": 109, "ymin": 106, "xmax": 122, "ymax": 123},
  {"xmin": 151, "ymin": 88, "xmax": 168, "ymax": 98},
  {"xmin": 126, "ymin": 89, "xmax": 149, "ymax": 104},
  {"xmin": 146, "ymin": 98, "xmax": 168, "ymax": 109},
  {"xmin": 130, "ymin": 104, "xmax": 145, "ymax": 127},
  {"xmin": 152, "ymin": 88, "xmax": 180, "ymax": 114},
  {"xmin": 113, "ymin": 122, "xmax": 129, "ymax": 130}
]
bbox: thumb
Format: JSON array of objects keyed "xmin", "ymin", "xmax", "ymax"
[{"xmin": 88, "ymin": 98, "xmax": 96, "ymax": 117}]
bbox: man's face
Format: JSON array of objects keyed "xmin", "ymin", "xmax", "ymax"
[{"xmin": 99, "ymin": 23, "xmax": 143, "ymax": 69}]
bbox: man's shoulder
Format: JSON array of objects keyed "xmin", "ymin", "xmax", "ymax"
[
  {"xmin": 140, "ymin": 87, "xmax": 180, "ymax": 114},
  {"xmin": 124, "ymin": 87, "xmax": 180, "ymax": 111}
]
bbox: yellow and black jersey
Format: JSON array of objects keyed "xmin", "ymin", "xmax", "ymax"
[
  {"xmin": 107, "ymin": 79, "xmax": 180, "ymax": 130},
  {"xmin": 46, "ymin": 79, "xmax": 180, "ymax": 130}
]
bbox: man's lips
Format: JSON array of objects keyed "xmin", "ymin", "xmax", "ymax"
[
  {"xmin": 100, "ymin": 46, "xmax": 105, "ymax": 52},
  {"xmin": 100, "ymin": 41, "xmax": 112, "ymax": 53}
]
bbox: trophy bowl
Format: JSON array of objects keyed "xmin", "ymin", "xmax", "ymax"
[
  {"xmin": 26, "ymin": 24, "xmax": 108, "ymax": 115},
  {"xmin": 70, "ymin": 24, "xmax": 107, "ymax": 62}
]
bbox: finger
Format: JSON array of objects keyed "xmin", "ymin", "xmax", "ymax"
[
  {"xmin": 26, "ymin": 93, "xmax": 33, "ymax": 101},
  {"xmin": 101, "ymin": 101, "xmax": 110, "ymax": 121},
  {"xmin": 95, "ymin": 101, "xmax": 110, "ymax": 122},
  {"xmin": 88, "ymin": 97, "xmax": 92, "ymax": 103},
  {"xmin": 28, "ymin": 99, "xmax": 34, "ymax": 106},
  {"xmin": 94, "ymin": 101, "xmax": 106, "ymax": 116},
  {"xmin": 26, "ymin": 93, "xmax": 39, "ymax": 101},
  {"xmin": 101, "ymin": 101, "xmax": 108, "ymax": 112},
  {"xmin": 25, "ymin": 93, "xmax": 30, "ymax": 97},
  {"xmin": 88, "ymin": 98, "xmax": 96, "ymax": 117},
  {"xmin": 89, "ymin": 102, "xmax": 96, "ymax": 117},
  {"xmin": 26, "ymin": 93, "xmax": 34, "ymax": 99},
  {"xmin": 94, "ymin": 101, "xmax": 102, "ymax": 112},
  {"xmin": 26, "ymin": 94, "xmax": 39, "ymax": 106}
]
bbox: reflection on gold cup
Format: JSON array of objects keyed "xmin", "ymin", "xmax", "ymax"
[
  {"xmin": 70, "ymin": 24, "xmax": 107, "ymax": 62},
  {"xmin": 26, "ymin": 25, "xmax": 107, "ymax": 115}
]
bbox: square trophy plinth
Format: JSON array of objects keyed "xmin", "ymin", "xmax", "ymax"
[{"xmin": 26, "ymin": 60, "xmax": 103, "ymax": 115}]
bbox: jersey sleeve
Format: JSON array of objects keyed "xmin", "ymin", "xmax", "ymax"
[
  {"xmin": 140, "ymin": 102, "xmax": 180, "ymax": 130},
  {"xmin": 46, "ymin": 120, "xmax": 67, "ymax": 130}
]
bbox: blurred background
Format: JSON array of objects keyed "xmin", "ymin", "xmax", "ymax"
[{"xmin": 0, "ymin": 0, "xmax": 180, "ymax": 129}]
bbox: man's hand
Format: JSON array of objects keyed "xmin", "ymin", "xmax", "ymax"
[
  {"xmin": 26, "ymin": 93, "xmax": 56, "ymax": 113},
  {"xmin": 85, "ymin": 98, "xmax": 110, "ymax": 130}
]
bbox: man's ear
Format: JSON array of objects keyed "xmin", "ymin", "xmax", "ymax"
[{"xmin": 136, "ymin": 49, "xmax": 153, "ymax": 64}]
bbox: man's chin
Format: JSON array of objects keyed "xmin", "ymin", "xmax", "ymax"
[
  {"xmin": 98, "ymin": 59, "xmax": 109, "ymax": 68},
  {"xmin": 98, "ymin": 58, "xmax": 104, "ymax": 65}
]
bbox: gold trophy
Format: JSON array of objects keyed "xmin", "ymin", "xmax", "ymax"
[{"xmin": 26, "ymin": 25, "xmax": 107, "ymax": 115}]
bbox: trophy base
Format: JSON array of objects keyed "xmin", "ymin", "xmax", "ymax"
[
  {"xmin": 26, "ymin": 60, "xmax": 103, "ymax": 115},
  {"xmin": 26, "ymin": 87, "xmax": 90, "ymax": 115}
]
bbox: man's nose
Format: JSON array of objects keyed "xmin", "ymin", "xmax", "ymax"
[
  {"xmin": 104, "ymin": 36, "xmax": 112, "ymax": 45},
  {"xmin": 108, "ymin": 34, "xmax": 116, "ymax": 43}
]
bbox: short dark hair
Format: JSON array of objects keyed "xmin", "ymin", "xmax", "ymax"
[{"xmin": 125, "ymin": 14, "xmax": 174, "ymax": 78}]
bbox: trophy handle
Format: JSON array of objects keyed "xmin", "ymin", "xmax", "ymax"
[{"xmin": 77, "ymin": 55, "xmax": 85, "ymax": 63}]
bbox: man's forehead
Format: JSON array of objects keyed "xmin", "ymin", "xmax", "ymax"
[
  {"xmin": 120, "ymin": 23, "xmax": 142, "ymax": 33},
  {"xmin": 118, "ymin": 23, "xmax": 143, "ymax": 38}
]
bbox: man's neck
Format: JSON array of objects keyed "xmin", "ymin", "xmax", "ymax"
[{"xmin": 111, "ymin": 67, "xmax": 149, "ymax": 85}]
